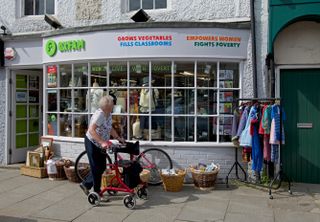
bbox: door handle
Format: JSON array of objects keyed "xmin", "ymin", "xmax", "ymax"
[{"xmin": 297, "ymin": 123, "xmax": 313, "ymax": 129}]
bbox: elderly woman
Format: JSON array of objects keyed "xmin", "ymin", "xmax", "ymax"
[{"xmin": 80, "ymin": 95, "xmax": 125, "ymax": 196}]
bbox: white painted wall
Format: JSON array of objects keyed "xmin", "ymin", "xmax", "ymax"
[
  {"xmin": 0, "ymin": 0, "xmax": 250, "ymax": 34},
  {"xmin": 274, "ymin": 21, "xmax": 320, "ymax": 65}
]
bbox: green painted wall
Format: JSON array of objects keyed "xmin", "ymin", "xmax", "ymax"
[{"xmin": 269, "ymin": 1, "xmax": 320, "ymax": 52}]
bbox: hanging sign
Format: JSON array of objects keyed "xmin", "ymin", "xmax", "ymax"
[{"xmin": 4, "ymin": 47, "xmax": 16, "ymax": 60}]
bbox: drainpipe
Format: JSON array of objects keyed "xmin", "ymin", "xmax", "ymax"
[{"xmin": 250, "ymin": 0, "xmax": 258, "ymax": 98}]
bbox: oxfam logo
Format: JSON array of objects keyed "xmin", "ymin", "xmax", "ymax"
[{"xmin": 45, "ymin": 40, "xmax": 57, "ymax": 57}]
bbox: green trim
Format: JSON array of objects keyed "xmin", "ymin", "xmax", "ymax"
[{"xmin": 268, "ymin": 2, "xmax": 320, "ymax": 52}]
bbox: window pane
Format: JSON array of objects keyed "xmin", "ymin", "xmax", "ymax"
[
  {"xmin": 74, "ymin": 115, "xmax": 88, "ymax": 138},
  {"xmin": 109, "ymin": 62, "xmax": 127, "ymax": 86},
  {"xmin": 29, "ymin": 119, "xmax": 39, "ymax": 132},
  {"xmin": 47, "ymin": 114, "xmax": 58, "ymax": 136},
  {"xmin": 137, "ymin": 115, "xmax": 149, "ymax": 140},
  {"xmin": 47, "ymin": 65, "xmax": 57, "ymax": 88},
  {"xmin": 173, "ymin": 89, "xmax": 194, "ymax": 114},
  {"xmin": 219, "ymin": 62, "xmax": 239, "ymax": 88},
  {"xmin": 174, "ymin": 117, "xmax": 194, "ymax": 141},
  {"xmin": 46, "ymin": 0, "xmax": 55, "ymax": 14},
  {"xmin": 89, "ymin": 88, "xmax": 105, "ymax": 113},
  {"xmin": 151, "ymin": 61, "xmax": 171, "ymax": 87},
  {"xmin": 197, "ymin": 89, "xmax": 217, "ymax": 115},
  {"xmin": 29, "ymin": 76, "xmax": 39, "ymax": 89},
  {"xmin": 74, "ymin": 89, "xmax": 87, "ymax": 112},
  {"xmin": 197, "ymin": 117, "xmax": 217, "ymax": 142},
  {"xmin": 59, "ymin": 64, "xmax": 72, "ymax": 87},
  {"xmin": 17, "ymin": 105, "xmax": 27, "ymax": 118},
  {"xmin": 219, "ymin": 117, "xmax": 233, "ymax": 142},
  {"xmin": 154, "ymin": 89, "xmax": 171, "ymax": 114},
  {"xmin": 47, "ymin": 90, "xmax": 57, "ymax": 111},
  {"xmin": 74, "ymin": 64, "xmax": 88, "ymax": 87},
  {"xmin": 142, "ymin": 0, "xmax": 153, "ymax": 9},
  {"xmin": 129, "ymin": 0, "xmax": 140, "ymax": 10},
  {"xmin": 91, "ymin": 63, "xmax": 107, "ymax": 87},
  {"xmin": 60, "ymin": 89, "xmax": 72, "ymax": 112},
  {"xmin": 197, "ymin": 62, "xmax": 217, "ymax": 87},
  {"xmin": 219, "ymin": 90, "xmax": 238, "ymax": 114},
  {"xmin": 131, "ymin": 115, "xmax": 141, "ymax": 140},
  {"xmin": 130, "ymin": 62, "xmax": 149, "ymax": 87},
  {"xmin": 35, "ymin": 0, "xmax": 44, "ymax": 15},
  {"xmin": 174, "ymin": 62, "xmax": 194, "ymax": 87},
  {"xmin": 60, "ymin": 114, "xmax": 72, "ymax": 137},
  {"xmin": 30, "ymin": 105, "xmax": 39, "ymax": 118},
  {"xmin": 129, "ymin": 89, "xmax": 138, "ymax": 114},
  {"xmin": 29, "ymin": 90, "xmax": 39, "ymax": 103},
  {"xmin": 113, "ymin": 115, "xmax": 127, "ymax": 139},
  {"xmin": 25, "ymin": 0, "xmax": 34, "ymax": 15},
  {"xmin": 155, "ymin": 0, "xmax": 167, "ymax": 8},
  {"xmin": 151, "ymin": 116, "xmax": 171, "ymax": 141},
  {"xmin": 114, "ymin": 89, "xmax": 127, "ymax": 113}
]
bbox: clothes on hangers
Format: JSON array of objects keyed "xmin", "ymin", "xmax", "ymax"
[{"xmin": 239, "ymin": 106, "xmax": 253, "ymax": 147}]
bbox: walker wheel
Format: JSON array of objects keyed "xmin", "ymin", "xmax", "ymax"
[
  {"xmin": 137, "ymin": 187, "xmax": 148, "ymax": 200},
  {"xmin": 123, "ymin": 195, "xmax": 136, "ymax": 209},
  {"xmin": 87, "ymin": 192, "xmax": 101, "ymax": 206},
  {"xmin": 289, "ymin": 190, "xmax": 292, "ymax": 195},
  {"xmin": 107, "ymin": 190, "xmax": 118, "ymax": 196},
  {"xmin": 269, "ymin": 195, "xmax": 273, "ymax": 200}
]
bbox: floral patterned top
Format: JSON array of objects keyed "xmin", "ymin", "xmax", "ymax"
[{"xmin": 86, "ymin": 108, "xmax": 112, "ymax": 148}]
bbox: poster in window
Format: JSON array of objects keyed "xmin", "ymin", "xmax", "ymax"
[
  {"xmin": 225, "ymin": 70, "xmax": 234, "ymax": 79},
  {"xmin": 16, "ymin": 91, "xmax": 27, "ymax": 102},
  {"xmin": 219, "ymin": 70, "xmax": 226, "ymax": 80},
  {"xmin": 47, "ymin": 65, "xmax": 57, "ymax": 88}
]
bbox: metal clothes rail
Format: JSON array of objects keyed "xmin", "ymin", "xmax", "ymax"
[{"xmin": 225, "ymin": 98, "xmax": 292, "ymax": 199}]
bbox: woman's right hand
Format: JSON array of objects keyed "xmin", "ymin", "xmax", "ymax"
[{"xmin": 101, "ymin": 141, "xmax": 112, "ymax": 149}]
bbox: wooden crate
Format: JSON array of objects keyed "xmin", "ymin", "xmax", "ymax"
[{"xmin": 20, "ymin": 165, "xmax": 48, "ymax": 178}]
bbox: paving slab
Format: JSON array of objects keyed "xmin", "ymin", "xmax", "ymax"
[
  {"xmin": 274, "ymin": 209, "xmax": 320, "ymax": 222},
  {"xmin": 224, "ymin": 212, "xmax": 274, "ymax": 222}
]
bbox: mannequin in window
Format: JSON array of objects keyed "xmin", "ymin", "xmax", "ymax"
[
  {"xmin": 139, "ymin": 77, "xmax": 159, "ymax": 139},
  {"xmin": 87, "ymin": 79, "xmax": 104, "ymax": 112}
]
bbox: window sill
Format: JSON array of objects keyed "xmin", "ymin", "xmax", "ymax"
[{"xmin": 48, "ymin": 135, "xmax": 234, "ymax": 148}]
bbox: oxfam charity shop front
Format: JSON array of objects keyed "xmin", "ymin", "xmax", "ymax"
[{"xmin": 42, "ymin": 28, "xmax": 249, "ymax": 157}]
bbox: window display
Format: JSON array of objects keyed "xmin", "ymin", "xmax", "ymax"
[{"xmin": 45, "ymin": 61, "xmax": 240, "ymax": 142}]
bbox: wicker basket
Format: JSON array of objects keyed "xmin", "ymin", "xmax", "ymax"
[
  {"xmin": 160, "ymin": 169, "xmax": 186, "ymax": 192},
  {"xmin": 64, "ymin": 165, "xmax": 81, "ymax": 183},
  {"xmin": 101, "ymin": 171, "xmax": 119, "ymax": 187},
  {"xmin": 140, "ymin": 169, "xmax": 150, "ymax": 183},
  {"xmin": 191, "ymin": 165, "xmax": 220, "ymax": 191}
]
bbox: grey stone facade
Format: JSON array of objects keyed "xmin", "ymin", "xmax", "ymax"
[{"xmin": 0, "ymin": 0, "xmax": 257, "ymax": 181}]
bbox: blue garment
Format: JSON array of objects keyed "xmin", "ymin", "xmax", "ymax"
[
  {"xmin": 239, "ymin": 107, "xmax": 252, "ymax": 146},
  {"xmin": 250, "ymin": 106, "xmax": 263, "ymax": 172},
  {"xmin": 270, "ymin": 104, "xmax": 285, "ymax": 144},
  {"xmin": 236, "ymin": 106, "xmax": 249, "ymax": 137},
  {"xmin": 82, "ymin": 136, "xmax": 106, "ymax": 193},
  {"xmin": 271, "ymin": 144, "xmax": 279, "ymax": 163}
]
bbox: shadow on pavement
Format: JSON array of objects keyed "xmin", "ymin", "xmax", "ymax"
[{"xmin": 0, "ymin": 216, "xmax": 37, "ymax": 222}]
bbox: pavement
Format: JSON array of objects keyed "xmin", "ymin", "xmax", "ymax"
[{"xmin": 0, "ymin": 168, "xmax": 320, "ymax": 222}]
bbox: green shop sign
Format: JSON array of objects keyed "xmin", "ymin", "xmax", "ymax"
[{"xmin": 45, "ymin": 39, "xmax": 86, "ymax": 57}]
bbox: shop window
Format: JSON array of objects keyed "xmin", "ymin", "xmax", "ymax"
[
  {"xmin": 128, "ymin": 0, "xmax": 167, "ymax": 11},
  {"xmin": 45, "ymin": 60, "xmax": 240, "ymax": 143},
  {"xmin": 24, "ymin": 0, "xmax": 55, "ymax": 16}
]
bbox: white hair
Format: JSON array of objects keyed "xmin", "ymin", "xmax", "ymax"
[{"xmin": 99, "ymin": 95, "xmax": 114, "ymax": 109}]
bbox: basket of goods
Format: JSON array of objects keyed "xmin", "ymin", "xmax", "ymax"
[
  {"xmin": 46, "ymin": 159, "xmax": 67, "ymax": 180},
  {"xmin": 160, "ymin": 169, "xmax": 186, "ymax": 192},
  {"xmin": 101, "ymin": 170, "xmax": 119, "ymax": 187},
  {"xmin": 189, "ymin": 162, "xmax": 220, "ymax": 191},
  {"xmin": 139, "ymin": 169, "xmax": 150, "ymax": 183},
  {"xmin": 63, "ymin": 160, "xmax": 81, "ymax": 183}
]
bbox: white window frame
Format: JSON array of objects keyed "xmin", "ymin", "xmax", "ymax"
[
  {"xmin": 20, "ymin": 0, "xmax": 56, "ymax": 17},
  {"xmin": 127, "ymin": 0, "xmax": 167, "ymax": 11},
  {"xmin": 44, "ymin": 59, "xmax": 241, "ymax": 145}
]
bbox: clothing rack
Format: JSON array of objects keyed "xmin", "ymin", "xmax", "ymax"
[{"xmin": 225, "ymin": 97, "xmax": 292, "ymax": 199}]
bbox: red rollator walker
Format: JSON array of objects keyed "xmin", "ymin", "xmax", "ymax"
[{"xmin": 87, "ymin": 141, "xmax": 148, "ymax": 209}]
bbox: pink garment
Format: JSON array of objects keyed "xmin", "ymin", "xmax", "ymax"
[
  {"xmin": 263, "ymin": 134, "xmax": 271, "ymax": 161},
  {"xmin": 269, "ymin": 119, "xmax": 276, "ymax": 144}
]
